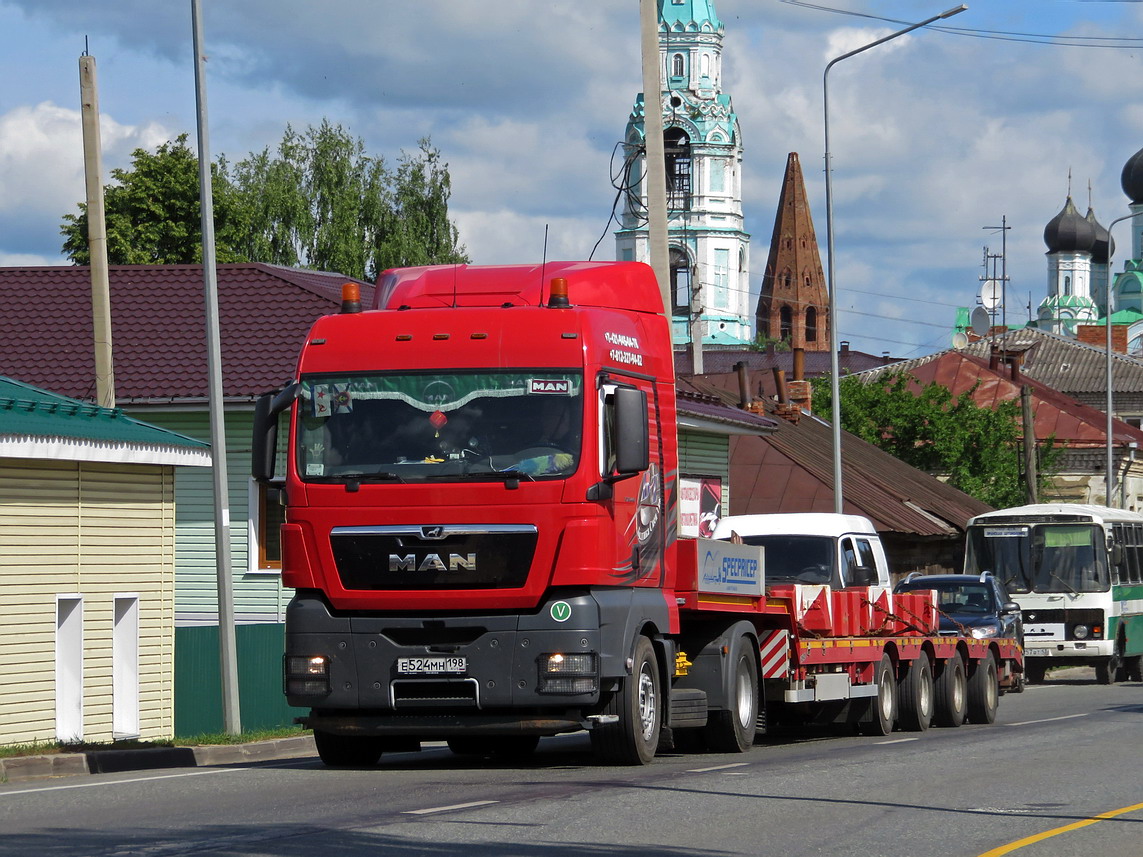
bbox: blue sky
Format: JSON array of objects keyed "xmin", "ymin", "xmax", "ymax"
[{"xmin": 3, "ymin": 0, "xmax": 1143, "ymax": 358}]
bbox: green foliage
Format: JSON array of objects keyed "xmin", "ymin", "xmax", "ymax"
[
  {"xmin": 60, "ymin": 133, "xmax": 245, "ymax": 265},
  {"xmin": 811, "ymin": 371, "xmax": 1058, "ymax": 508},
  {"xmin": 61, "ymin": 124, "xmax": 469, "ymax": 280}
]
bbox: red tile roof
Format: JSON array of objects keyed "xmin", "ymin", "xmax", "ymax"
[{"xmin": 0, "ymin": 265, "xmax": 373, "ymax": 403}]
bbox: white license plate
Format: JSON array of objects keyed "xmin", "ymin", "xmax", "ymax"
[{"xmin": 397, "ymin": 657, "xmax": 467, "ymax": 675}]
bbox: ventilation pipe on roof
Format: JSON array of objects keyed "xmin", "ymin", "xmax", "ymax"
[
  {"xmin": 793, "ymin": 347, "xmax": 805, "ymax": 381},
  {"xmin": 1011, "ymin": 350, "xmax": 1024, "ymax": 384},
  {"xmin": 989, "ymin": 345, "xmax": 1000, "ymax": 371},
  {"xmin": 735, "ymin": 361, "xmax": 752, "ymax": 408},
  {"xmin": 773, "ymin": 367, "xmax": 788, "ymax": 404}
]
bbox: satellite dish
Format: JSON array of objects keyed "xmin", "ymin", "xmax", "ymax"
[
  {"xmin": 980, "ymin": 279, "xmax": 1002, "ymax": 310},
  {"xmin": 952, "ymin": 331, "xmax": 970, "ymax": 349},
  {"xmin": 971, "ymin": 306, "xmax": 992, "ymax": 336}
]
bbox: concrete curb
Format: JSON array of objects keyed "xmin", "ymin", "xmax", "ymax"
[{"xmin": 0, "ymin": 735, "xmax": 316, "ymax": 784}]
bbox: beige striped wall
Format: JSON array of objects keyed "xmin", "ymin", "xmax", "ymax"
[{"xmin": 0, "ymin": 459, "xmax": 176, "ymax": 747}]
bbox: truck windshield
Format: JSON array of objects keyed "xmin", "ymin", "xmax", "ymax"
[
  {"xmin": 965, "ymin": 523, "xmax": 1108, "ymax": 594},
  {"xmin": 735, "ymin": 534, "xmax": 836, "ymax": 585},
  {"xmin": 295, "ymin": 370, "xmax": 583, "ymax": 482}
]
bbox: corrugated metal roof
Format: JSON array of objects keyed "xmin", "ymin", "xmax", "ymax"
[
  {"xmin": 0, "ymin": 375, "xmax": 209, "ymax": 464},
  {"xmin": 0, "ymin": 264, "xmax": 374, "ymax": 403},
  {"xmin": 679, "ymin": 375, "xmax": 991, "ymax": 536},
  {"xmin": 865, "ymin": 327, "xmax": 1143, "ymax": 396}
]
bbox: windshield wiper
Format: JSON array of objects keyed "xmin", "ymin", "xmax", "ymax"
[{"xmin": 1047, "ymin": 572, "xmax": 1078, "ymax": 595}]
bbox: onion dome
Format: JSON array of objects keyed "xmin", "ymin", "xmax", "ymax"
[
  {"xmin": 1044, "ymin": 196, "xmax": 1096, "ymax": 254},
  {"xmin": 1122, "ymin": 146, "xmax": 1143, "ymax": 204},
  {"xmin": 1086, "ymin": 207, "xmax": 1114, "ymax": 264}
]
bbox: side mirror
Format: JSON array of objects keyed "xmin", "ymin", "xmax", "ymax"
[
  {"xmin": 613, "ymin": 386, "xmax": 649, "ymax": 476},
  {"xmin": 1002, "ymin": 601, "xmax": 1021, "ymax": 615},
  {"xmin": 251, "ymin": 383, "xmax": 299, "ymax": 482},
  {"xmin": 1110, "ymin": 542, "xmax": 1125, "ymax": 566}
]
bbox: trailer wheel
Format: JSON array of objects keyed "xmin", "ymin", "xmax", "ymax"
[
  {"xmin": 897, "ymin": 655, "xmax": 933, "ymax": 732},
  {"xmin": 934, "ymin": 653, "xmax": 967, "ymax": 727},
  {"xmin": 858, "ymin": 653, "xmax": 897, "ymax": 736},
  {"xmin": 313, "ymin": 731, "xmax": 384, "ymax": 767},
  {"xmin": 704, "ymin": 635, "xmax": 759, "ymax": 753},
  {"xmin": 967, "ymin": 655, "xmax": 999, "ymax": 724},
  {"xmin": 590, "ymin": 635, "xmax": 661, "ymax": 765}
]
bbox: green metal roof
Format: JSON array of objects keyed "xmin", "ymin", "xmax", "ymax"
[{"xmin": 0, "ymin": 376, "xmax": 209, "ymax": 464}]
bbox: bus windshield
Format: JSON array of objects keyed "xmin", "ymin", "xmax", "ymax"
[
  {"xmin": 966, "ymin": 522, "xmax": 1108, "ymax": 594},
  {"xmin": 295, "ymin": 370, "xmax": 583, "ymax": 482}
]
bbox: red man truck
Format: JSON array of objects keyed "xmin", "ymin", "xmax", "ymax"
[{"xmin": 252, "ymin": 261, "xmax": 1022, "ymax": 766}]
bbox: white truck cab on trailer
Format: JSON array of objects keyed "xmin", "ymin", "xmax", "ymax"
[{"xmin": 711, "ymin": 513, "xmax": 891, "ymax": 590}]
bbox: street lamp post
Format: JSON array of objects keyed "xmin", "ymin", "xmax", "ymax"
[
  {"xmin": 823, "ymin": 4, "xmax": 967, "ymax": 513},
  {"xmin": 1103, "ymin": 211, "xmax": 1143, "ymax": 506}
]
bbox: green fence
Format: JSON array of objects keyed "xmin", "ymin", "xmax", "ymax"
[{"xmin": 174, "ymin": 623, "xmax": 306, "ymax": 737}]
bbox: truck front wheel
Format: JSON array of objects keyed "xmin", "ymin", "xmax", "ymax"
[
  {"xmin": 703, "ymin": 634, "xmax": 759, "ymax": 753},
  {"xmin": 314, "ymin": 731, "xmax": 384, "ymax": 767},
  {"xmin": 591, "ymin": 635, "xmax": 661, "ymax": 765}
]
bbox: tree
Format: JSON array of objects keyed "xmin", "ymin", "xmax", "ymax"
[
  {"xmin": 61, "ymin": 133, "xmax": 245, "ymax": 265},
  {"xmin": 811, "ymin": 371, "xmax": 1057, "ymax": 508},
  {"xmin": 61, "ymin": 123, "xmax": 468, "ymax": 280}
]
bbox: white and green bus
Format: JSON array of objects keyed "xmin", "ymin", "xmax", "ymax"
[{"xmin": 964, "ymin": 504, "xmax": 1143, "ymax": 684}]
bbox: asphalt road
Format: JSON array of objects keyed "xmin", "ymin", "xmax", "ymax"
[{"xmin": 2, "ymin": 670, "xmax": 1140, "ymax": 857}]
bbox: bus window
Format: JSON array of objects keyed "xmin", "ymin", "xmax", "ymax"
[
  {"xmin": 1035, "ymin": 525, "xmax": 1109, "ymax": 593},
  {"xmin": 966, "ymin": 525, "xmax": 1032, "ymax": 593}
]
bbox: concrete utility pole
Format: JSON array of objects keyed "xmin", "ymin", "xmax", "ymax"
[
  {"xmin": 191, "ymin": 0, "xmax": 241, "ymax": 735},
  {"xmin": 79, "ymin": 51, "xmax": 115, "ymax": 410},
  {"xmin": 639, "ymin": 0, "xmax": 671, "ymax": 320}
]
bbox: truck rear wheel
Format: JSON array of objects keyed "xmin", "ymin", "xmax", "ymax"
[
  {"xmin": 967, "ymin": 655, "xmax": 999, "ymax": 724},
  {"xmin": 314, "ymin": 731, "xmax": 384, "ymax": 767},
  {"xmin": 590, "ymin": 635, "xmax": 661, "ymax": 765},
  {"xmin": 858, "ymin": 654, "xmax": 897, "ymax": 736},
  {"xmin": 934, "ymin": 653, "xmax": 967, "ymax": 727},
  {"xmin": 703, "ymin": 634, "xmax": 759, "ymax": 753},
  {"xmin": 897, "ymin": 655, "xmax": 933, "ymax": 732}
]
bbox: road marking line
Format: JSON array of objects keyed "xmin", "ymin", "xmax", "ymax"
[
  {"xmin": 0, "ymin": 767, "xmax": 236, "ymax": 798},
  {"xmin": 875, "ymin": 738, "xmax": 920, "ymax": 745},
  {"xmin": 1005, "ymin": 713, "xmax": 1088, "ymax": 727},
  {"xmin": 404, "ymin": 800, "xmax": 499, "ymax": 815},
  {"xmin": 687, "ymin": 762, "xmax": 750, "ymax": 773},
  {"xmin": 977, "ymin": 800, "xmax": 1143, "ymax": 856}
]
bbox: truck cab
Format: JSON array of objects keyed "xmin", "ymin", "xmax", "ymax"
[{"xmin": 711, "ymin": 513, "xmax": 891, "ymax": 589}]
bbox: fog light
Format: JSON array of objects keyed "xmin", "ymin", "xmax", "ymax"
[
  {"xmin": 1073, "ymin": 625, "xmax": 1090, "ymax": 640},
  {"xmin": 538, "ymin": 652, "xmax": 598, "ymax": 694},
  {"xmin": 284, "ymin": 654, "xmax": 331, "ymax": 696}
]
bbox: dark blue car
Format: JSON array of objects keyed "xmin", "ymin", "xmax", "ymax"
[{"xmin": 894, "ymin": 573, "xmax": 1024, "ymax": 649}]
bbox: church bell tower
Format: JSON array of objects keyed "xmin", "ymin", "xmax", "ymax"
[{"xmin": 615, "ymin": 0, "xmax": 752, "ymax": 346}]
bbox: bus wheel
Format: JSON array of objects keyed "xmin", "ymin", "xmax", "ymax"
[
  {"xmin": 591, "ymin": 635, "xmax": 661, "ymax": 765},
  {"xmin": 897, "ymin": 655, "xmax": 933, "ymax": 732},
  {"xmin": 1025, "ymin": 662, "xmax": 1046, "ymax": 684},
  {"xmin": 1126, "ymin": 656, "xmax": 1143, "ymax": 683},
  {"xmin": 1095, "ymin": 660, "xmax": 1113, "ymax": 685},
  {"xmin": 314, "ymin": 731, "xmax": 384, "ymax": 767},
  {"xmin": 858, "ymin": 654, "xmax": 897, "ymax": 736},
  {"xmin": 704, "ymin": 634, "xmax": 759, "ymax": 753},
  {"xmin": 967, "ymin": 655, "xmax": 999, "ymax": 724},
  {"xmin": 934, "ymin": 653, "xmax": 967, "ymax": 727}
]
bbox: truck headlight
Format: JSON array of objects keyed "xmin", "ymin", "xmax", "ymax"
[
  {"xmin": 538, "ymin": 652, "xmax": 598, "ymax": 694},
  {"xmin": 1072, "ymin": 625, "xmax": 1090, "ymax": 640},
  {"xmin": 284, "ymin": 654, "xmax": 331, "ymax": 696}
]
